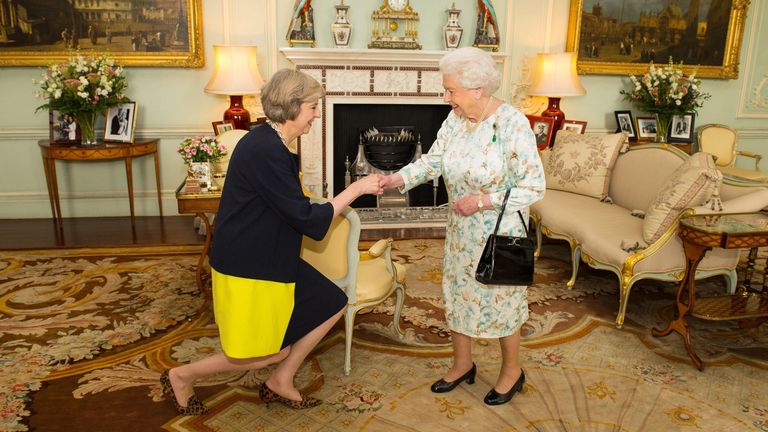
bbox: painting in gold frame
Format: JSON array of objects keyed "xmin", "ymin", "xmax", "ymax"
[
  {"xmin": 0, "ymin": 0, "xmax": 203, "ymax": 68},
  {"xmin": 566, "ymin": 0, "xmax": 749, "ymax": 79}
]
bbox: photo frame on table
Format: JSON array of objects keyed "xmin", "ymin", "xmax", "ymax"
[
  {"xmin": 526, "ymin": 115, "xmax": 555, "ymax": 150},
  {"xmin": 669, "ymin": 113, "xmax": 696, "ymax": 143},
  {"xmin": 560, "ymin": 119, "xmax": 588, "ymax": 134},
  {"xmin": 565, "ymin": 0, "xmax": 749, "ymax": 79},
  {"xmin": 212, "ymin": 120, "xmax": 235, "ymax": 135},
  {"xmin": 104, "ymin": 102, "xmax": 137, "ymax": 143},
  {"xmin": 0, "ymin": 0, "xmax": 203, "ymax": 67},
  {"xmin": 614, "ymin": 110, "xmax": 636, "ymax": 140},
  {"xmin": 635, "ymin": 116, "xmax": 658, "ymax": 141},
  {"xmin": 49, "ymin": 110, "xmax": 81, "ymax": 144}
]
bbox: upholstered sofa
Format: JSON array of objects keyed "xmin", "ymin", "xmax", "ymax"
[{"xmin": 531, "ymin": 136, "xmax": 768, "ymax": 328}]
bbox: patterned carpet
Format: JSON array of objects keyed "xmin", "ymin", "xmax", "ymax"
[{"xmin": 1, "ymin": 241, "xmax": 766, "ymax": 431}]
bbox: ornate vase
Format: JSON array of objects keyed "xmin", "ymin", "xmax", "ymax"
[
  {"xmin": 654, "ymin": 113, "xmax": 671, "ymax": 144},
  {"xmin": 443, "ymin": 2, "xmax": 463, "ymax": 50},
  {"xmin": 332, "ymin": 0, "xmax": 352, "ymax": 48},
  {"xmin": 74, "ymin": 111, "xmax": 98, "ymax": 145}
]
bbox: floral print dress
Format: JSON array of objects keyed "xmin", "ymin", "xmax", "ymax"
[{"xmin": 398, "ymin": 103, "xmax": 545, "ymax": 338}]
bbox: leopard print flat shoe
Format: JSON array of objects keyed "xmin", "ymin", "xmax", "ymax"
[
  {"xmin": 259, "ymin": 382, "xmax": 321, "ymax": 409},
  {"xmin": 160, "ymin": 369, "xmax": 209, "ymax": 415}
]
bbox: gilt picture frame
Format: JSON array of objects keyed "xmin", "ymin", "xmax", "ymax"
[
  {"xmin": 635, "ymin": 116, "xmax": 658, "ymax": 141},
  {"xmin": 0, "ymin": 0, "xmax": 203, "ymax": 67},
  {"xmin": 565, "ymin": 0, "xmax": 749, "ymax": 79}
]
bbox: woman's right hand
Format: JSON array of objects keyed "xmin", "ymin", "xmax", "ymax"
[{"xmin": 353, "ymin": 174, "xmax": 384, "ymax": 196}]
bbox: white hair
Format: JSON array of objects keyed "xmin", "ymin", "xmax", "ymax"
[{"xmin": 438, "ymin": 47, "xmax": 500, "ymax": 95}]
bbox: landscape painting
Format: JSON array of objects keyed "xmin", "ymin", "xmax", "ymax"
[
  {"xmin": 566, "ymin": 0, "xmax": 749, "ymax": 79},
  {"xmin": 0, "ymin": 0, "xmax": 203, "ymax": 67}
]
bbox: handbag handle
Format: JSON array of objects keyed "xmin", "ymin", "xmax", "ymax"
[{"xmin": 491, "ymin": 189, "xmax": 531, "ymax": 238}]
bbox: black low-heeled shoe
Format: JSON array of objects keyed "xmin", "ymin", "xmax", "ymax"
[
  {"xmin": 430, "ymin": 363, "xmax": 477, "ymax": 393},
  {"xmin": 484, "ymin": 369, "xmax": 525, "ymax": 406}
]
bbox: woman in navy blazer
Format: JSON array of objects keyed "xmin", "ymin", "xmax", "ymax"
[{"xmin": 161, "ymin": 69, "xmax": 383, "ymax": 414}]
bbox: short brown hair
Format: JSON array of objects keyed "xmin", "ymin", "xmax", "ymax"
[{"xmin": 260, "ymin": 69, "xmax": 324, "ymax": 123}]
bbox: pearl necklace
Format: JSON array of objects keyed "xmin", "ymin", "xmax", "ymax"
[
  {"xmin": 267, "ymin": 120, "xmax": 288, "ymax": 146},
  {"xmin": 465, "ymin": 97, "xmax": 493, "ymax": 133}
]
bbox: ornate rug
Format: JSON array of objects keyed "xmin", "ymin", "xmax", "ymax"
[{"xmin": 1, "ymin": 241, "xmax": 766, "ymax": 431}]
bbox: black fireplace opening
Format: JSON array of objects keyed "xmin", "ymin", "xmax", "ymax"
[{"xmin": 333, "ymin": 103, "xmax": 452, "ymax": 208}]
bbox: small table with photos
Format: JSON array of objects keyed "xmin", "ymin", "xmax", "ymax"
[
  {"xmin": 39, "ymin": 139, "xmax": 163, "ymax": 230},
  {"xmin": 175, "ymin": 184, "xmax": 221, "ymax": 293}
]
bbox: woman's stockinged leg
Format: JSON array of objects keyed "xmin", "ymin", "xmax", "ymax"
[
  {"xmin": 266, "ymin": 307, "xmax": 345, "ymax": 401},
  {"xmin": 495, "ymin": 330, "xmax": 523, "ymax": 392},
  {"xmin": 169, "ymin": 348, "xmax": 291, "ymax": 407},
  {"xmin": 443, "ymin": 331, "xmax": 473, "ymax": 381}
]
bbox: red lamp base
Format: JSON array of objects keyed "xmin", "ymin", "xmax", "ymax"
[
  {"xmin": 540, "ymin": 97, "xmax": 565, "ymax": 144},
  {"xmin": 223, "ymin": 95, "xmax": 251, "ymax": 130}
]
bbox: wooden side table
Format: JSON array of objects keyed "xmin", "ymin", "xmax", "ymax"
[
  {"xmin": 175, "ymin": 184, "xmax": 221, "ymax": 293},
  {"xmin": 39, "ymin": 139, "xmax": 163, "ymax": 229},
  {"xmin": 652, "ymin": 212, "xmax": 768, "ymax": 370}
]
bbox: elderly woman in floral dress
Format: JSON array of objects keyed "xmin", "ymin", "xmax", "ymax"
[{"xmin": 381, "ymin": 47, "xmax": 545, "ymax": 406}]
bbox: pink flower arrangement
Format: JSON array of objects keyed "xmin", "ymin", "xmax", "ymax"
[{"xmin": 177, "ymin": 135, "xmax": 227, "ymax": 164}]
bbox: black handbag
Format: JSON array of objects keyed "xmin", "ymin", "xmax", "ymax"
[{"xmin": 475, "ymin": 189, "xmax": 535, "ymax": 286}]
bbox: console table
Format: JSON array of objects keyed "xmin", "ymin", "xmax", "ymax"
[
  {"xmin": 39, "ymin": 139, "xmax": 163, "ymax": 229},
  {"xmin": 652, "ymin": 212, "xmax": 768, "ymax": 370}
]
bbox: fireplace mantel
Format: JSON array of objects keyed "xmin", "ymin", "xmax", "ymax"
[
  {"xmin": 280, "ymin": 47, "xmax": 507, "ymax": 199},
  {"xmin": 280, "ymin": 47, "xmax": 506, "ymax": 67}
]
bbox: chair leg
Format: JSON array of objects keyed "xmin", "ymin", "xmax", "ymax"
[
  {"xmin": 392, "ymin": 283, "xmax": 405, "ymax": 337},
  {"xmin": 344, "ymin": 307, "xmax": 356, "ymax": 376}
]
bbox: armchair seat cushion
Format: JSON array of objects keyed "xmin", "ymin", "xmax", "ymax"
[{"xmin": 354, "ymin": 259, "xmax": 397, "ymax": 305}]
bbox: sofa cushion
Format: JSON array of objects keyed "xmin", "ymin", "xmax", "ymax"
[
  {"xmin": 542, "ymin": 131, "xmax": 626, "ymax": 199},
  {"xmin": 643, "ymin": 152, "xmax": 722, "ymax": 243}
]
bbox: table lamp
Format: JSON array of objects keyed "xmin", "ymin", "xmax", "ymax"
[
  {"xmin": 205, "ymin": 45, "xmax": 265, "ymax": 130},
  {"xmin": 527, "ymin": 52, "xmax": 586, "ymax": 139}
]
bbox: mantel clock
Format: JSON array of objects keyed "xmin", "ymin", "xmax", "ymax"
[{"xmin": 369, "ymin": 0, "xmax": 421, "ymax": 49}]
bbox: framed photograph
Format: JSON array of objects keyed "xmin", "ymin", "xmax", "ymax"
[
  {"xmin": 635, "ymin": 116, "xmax": 658, "ymax": 141},
  {"xmin": 565, "ymin": 0, "xmax": 749, "ymax": 79},
  {"xmin": 560, "ymin": 120, "xmax": 588, "ymax": 134},
  {"xmin": 49, "ymin": 110, "xmax": 81, "ymax": 144},
  {"xmin": 104, "ymin": 102, "xmax": 137, "ymax": 143},
  {"xmin": 212, "ymin": 120, "xmax": 236, "ymax": 136},
  {"xmin": 526, "ymin": 115, "xmax": 556, "ymax": 150},
  {"xmin": 614, "ymin": 110, "xmax": 636, "ymax": 140},
  {"xmin": 0, "ymin": 0, "xmax": 203, "ymax": 67},
  {"xmin": 669, "ymin": 113, "xmax": 696, "ymax": 143}
]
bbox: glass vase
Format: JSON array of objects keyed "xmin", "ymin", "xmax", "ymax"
[
  {"xmin": 74, "ymin": 111, "xmax": 97, "ymax": 145},
  {"xmin": 654, "ymin": 113, "xmax": 671, "ymax": 144}
]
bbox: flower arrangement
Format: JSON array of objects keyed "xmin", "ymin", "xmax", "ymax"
[
  {"xmin": 34, "ymin": 53, "xmax": 129, "ymax": 143},
  {"xmin": 177, "ymin": 135, "xmax": 227, "ymax": 164},
  {"xmin": 620, "ymin": 58, "xmax": 710, "ymax": 142},
  {"xmin": 620, "ymin": 58, "xmax": 710, "ymax": 116}
]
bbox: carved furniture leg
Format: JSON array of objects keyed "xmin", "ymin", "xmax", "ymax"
[{"xmin": 652, "ymin": 238, "xmax": 708, "ymax": 370}]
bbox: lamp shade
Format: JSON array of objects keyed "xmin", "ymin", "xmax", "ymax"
[
  {"xmin": 528, "ymin": 52, "xmax": 586, "ymax": 97},
  {"xmin": 204, "ymin": 45, "xmax": 265, "ymax": 95}
]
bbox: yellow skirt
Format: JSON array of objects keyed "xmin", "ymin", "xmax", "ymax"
[{"xmin": 212, "ymin": 269, "xmax": 295, "ymax": 359}]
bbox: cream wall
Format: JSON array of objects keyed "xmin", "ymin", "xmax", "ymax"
[{"xmin": 0, "ymin": 0, "xmax": 765, "ymax": 219}]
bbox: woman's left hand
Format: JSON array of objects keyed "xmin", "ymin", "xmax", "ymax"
[{"xmin": 452, "ymin": 194, "xmax": 484, "ymax": 216}]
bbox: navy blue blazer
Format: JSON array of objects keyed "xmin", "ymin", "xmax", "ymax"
[{"xmin": 209, "ymin": 124, "xmax": 333, "ymax": 282}]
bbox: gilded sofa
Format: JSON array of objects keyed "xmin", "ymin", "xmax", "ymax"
[{"xmin": 531, "ymin": 144, "xmax": 768, "ymax": 328}]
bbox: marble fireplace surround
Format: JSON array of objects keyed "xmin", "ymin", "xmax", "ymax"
[{"xmin": 280, "ymin": 48, "xmax": 505, "ymax": 198}]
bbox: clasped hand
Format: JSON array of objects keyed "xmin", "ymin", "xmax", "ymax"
[
  {"xmin": 452, "ymin": 194, "xmax": 482, "ymax": 216},
  {"xmin": 354, "ymin": 174, "xmax": 385, "ymax": 196}
]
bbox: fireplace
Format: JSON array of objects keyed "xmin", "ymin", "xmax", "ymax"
[{"xmin": 332, "ymin": 103, "xmax": 451, "ymax": 208}]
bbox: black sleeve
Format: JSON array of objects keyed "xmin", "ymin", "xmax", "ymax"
[{"xmin": 238, "ymin": 133, "xmax": 333, "ymax": 241}]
